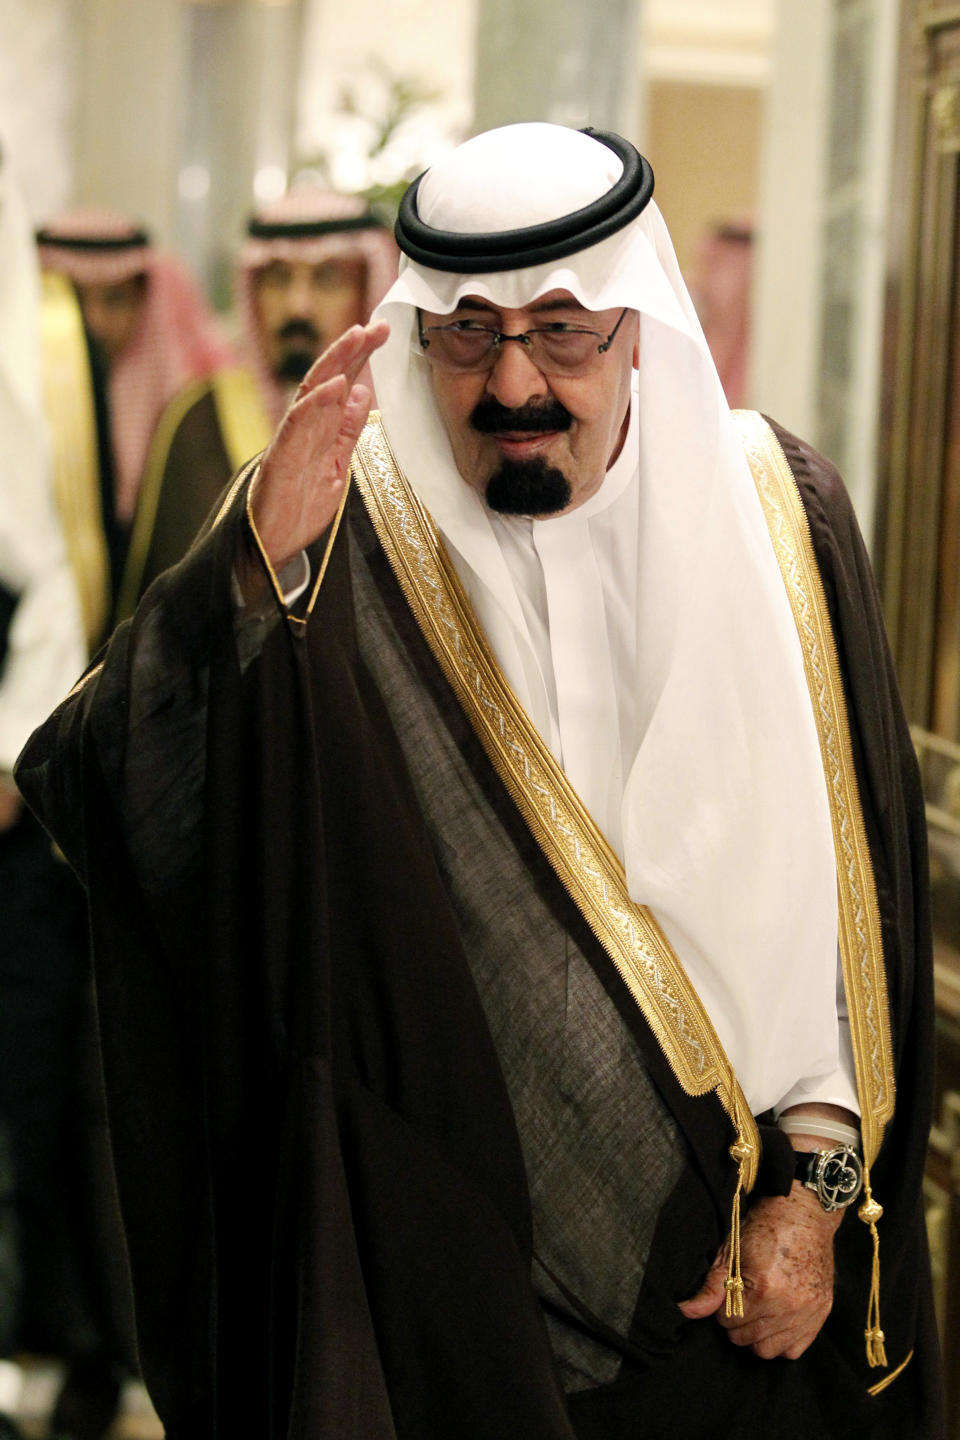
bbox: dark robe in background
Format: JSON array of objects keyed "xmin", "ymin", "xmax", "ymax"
[
  {"xmin": 116, "ymin": 371, "xmax": 272, "ymax": 623},
  {"xmin": 0, "ymin": 316, "xmax": 136, "ymax": 1390},
  {"xmin": 125, "ymin": 386, "xmax": 232, "ymax": 609},
  {"xmin": 86, "ymin": 332, "xmax": 127, "ymax": 614},
  {"xmin": 15, "ymin": 418, "xmax": 943, "ymax": 1438}
]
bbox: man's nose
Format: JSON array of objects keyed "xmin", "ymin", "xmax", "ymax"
[
  {"xmin": 483, "ymin": 338, "xmax": 550, "ymax": 410},
  {"xmin": 285, "ymin": 276, "xmax": 316, "ymax": 316}
]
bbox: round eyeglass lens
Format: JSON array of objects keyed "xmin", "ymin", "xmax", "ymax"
[{"xmin": 424, "ymin": 326, "xmax": 601, "ymax": 374}]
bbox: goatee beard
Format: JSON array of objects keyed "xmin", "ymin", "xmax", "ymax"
[
  {"xmin": 275, "ymin": 348, "xmax": 316, "ymax": 383},
  {"xmin": 485, "ymin": 456, "xmax": 572, "ymax": 517}
]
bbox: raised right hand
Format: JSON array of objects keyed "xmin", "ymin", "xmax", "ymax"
[{"xmin": 249, "ymin": 319, "xmax": 390, "ymax": 570}]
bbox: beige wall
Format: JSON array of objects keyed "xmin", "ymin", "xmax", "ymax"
[
  {"xmin": 297, "ymin": 0, "xmax": 476, "ymax": 183},
  {"xmin": 0, "ymin": 0, "xmax": 77, "ymax": 221},
  {"xmin": 73, "ymin": 0, "xmax": 184, "ymax": 240},
  {"xmin": 643, "ymin": 0, "xmax": 773, "ymax": 87},
  {"xmin": 644, "ymin": 80, "xmax": 764, "ymax": 276},
  {"xmin": 749, "ymin": 0, "xmax": 831, "ymax": 452}
]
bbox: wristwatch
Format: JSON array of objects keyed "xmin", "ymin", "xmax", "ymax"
[{"xmin": 793, "ymin": 1145, "xmax": 864, "ymax": 1212}]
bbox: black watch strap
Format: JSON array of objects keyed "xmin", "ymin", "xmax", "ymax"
[{"xmin": 794, "ymin": 1146, "xmax": 864, "ymax": 1212}]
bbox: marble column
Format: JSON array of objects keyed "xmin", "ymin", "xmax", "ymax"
[
  {"xmin": 473, "ymin": 0, "xmax": 644, "ymax": 140},
  {"xmin": 0, "ymin": 0, "xmax": 78, "ymax": 221},
  {"xmin": 73, "ymin": 0, "xmax": 184, "ymax": 240},
  {"xmin": 750, "ymin": 0, "xmax": 899, "ymax": 542},
  {"xmin": 176, "ymin": 0, "xmax": 305, "ymax": 306},
  {"xmin": 60, "ymin": 0, "xmax": 303, "ymax": 303}
]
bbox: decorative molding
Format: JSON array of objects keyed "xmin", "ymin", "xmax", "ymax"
[
  {"xmin": 644, "ymin": 0, "xmax": 774, "ymax": 86},
  {"xmin": 184, "ymin": 1, "xmax": 297, "ymax": 7},
  {"xmin": 932, "ymin": 81, "xmax": 960, "ymax": 152},
  {"xmin": 926, "ymin": 1089, "xmax": 960, "ymax": 1338}
]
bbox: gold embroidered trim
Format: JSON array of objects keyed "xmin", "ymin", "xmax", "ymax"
[
  {"xmin": 39, "ymin": 271, "xmax": 109, "ymax": 652},
  {"xmin": 65, "ymin": 658, "xmax": 104, "ymax": 702},
  {"xmin": 303, "ymin": 480, "xmax": 351, "ymax": 621},
  {"xmin": 245, "ymin": 467, "xmax": 351, "ymax": 623},
  {"xmin": 732, "ymin": 411, "xmax": 895, "ymax": 1169},
  {"xmin": 351, "ymin": 414, "xmax": 759, "ymax": 1188},
  {"xmin": 212, "ymin": 460, "xmax": 255, "ymax": 532},
  {"xmin": 867, "ymin": 1349, "xmax": 912, "ymax": 1396},
  {"xmin": 211, "ymin": 367, "xmax": 273, "ymax": 475},
  {"xmin": 117, "ymin": 372, "xmax": 273, "ymax": 624}
]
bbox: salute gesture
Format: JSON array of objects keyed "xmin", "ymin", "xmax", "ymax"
[{"xmin": 249, "ymin": 319, "xmax": 390, "ymax": 570}]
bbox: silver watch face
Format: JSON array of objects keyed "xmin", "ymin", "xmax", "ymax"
[{"xmin": 811, "ymin": 1146, "xmax": 864, "ymax": 1211}]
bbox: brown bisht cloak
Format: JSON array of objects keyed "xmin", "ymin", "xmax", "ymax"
[{"xmin": 16, "ymin": 416, "xmax": 943, "ymax": 1439}]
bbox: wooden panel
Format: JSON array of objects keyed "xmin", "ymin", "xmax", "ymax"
[
  {"xmin": 927, "ymin": 1087, "xmax": 960, "ymax": 1430},
  {"xmin": 910, "ymin": 730, "xmax": 960, "ymax": 1427},
  {"xmin": 885, "ymin": 14, "xmax": 960, "ymax": 1428},
  {"xmin": 881, "ymin": 8, "xmax": 960, "ymax": 728}
]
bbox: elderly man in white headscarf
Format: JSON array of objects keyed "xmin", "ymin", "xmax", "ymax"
[{"xmin": 15, "ymin": 126, "xmax": 941, "ymax": 1439}]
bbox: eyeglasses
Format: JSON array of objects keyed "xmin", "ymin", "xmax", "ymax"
[{"xmin": 416, "ymin": 308, "xmax": 629, "ymax": 377}]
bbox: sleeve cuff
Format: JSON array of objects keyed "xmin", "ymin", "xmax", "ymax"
[
  {"xmin": 771, "ymin": 1017, "xmax": 861, "ymax": 1119},
  {"xmin": 277, "ymin": 550, "xmax": 310, "ymax": 607}
]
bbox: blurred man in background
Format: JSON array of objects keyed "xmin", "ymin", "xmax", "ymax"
[
  {"xmin": 31, "ymin": 208, "xmax": 235, "ymax": 1440},
  {"xmin": 239, "ymin": 187, "xmax": 398, "ymax": 422},
  {"xmin": 687, "ymin": 219, "xmax": 753, "ymax": 409},
  {"xmin": 36, "ymin": 210, "xmax": 234, "ymax": 638},
  {"xmin": 117, "ymin": 187, "xmax": 397, "ymax": 615}
]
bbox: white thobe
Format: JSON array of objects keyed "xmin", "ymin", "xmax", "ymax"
[{"xmin": 487, "ymin": 404, "xmax": 858, "ymax": 1118}]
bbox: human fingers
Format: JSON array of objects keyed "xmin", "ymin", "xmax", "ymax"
[
  {"xmin": 274, "ymin": 379, "xmax": 370, "ymax": 493},
  {"xmin": 286, "ymin": 372, "xmax": 348, "ymax": 422},
  {"xmin": 721, "ymin": 1298, "xmax": 826, "ymax": 1347},
  {"xmin": 270, "ymin": 374, "xmax": 349, "ymax": 457},
  {"xmin": 297, "ymin": 318, "xmax": 390, "ymax": 399},
  {"xmin": 676, "ymin": 1251, "xmax": 728, "ymax": 1320},
  {"xmin": 719, "ymin": 1279, "xmax": 829, "ymax": 1358},
  {"xmin": 255, "ymin": 376, "xmax": 348, "ymax": 498},
  {"xmin": 295, "ymin": 324, "xmax": 372, "ymax": 398},
  {"xmin": 288, "ymin": 327, "xmax": 386, "ymax": 454},
  {"xmin": 340, "ymin": 383, "xmax": 373, "ymax": 448},
  {"xmin": 778, "ymin": 1322, "xmax": 824, "ymax": 1360},
  {"xmin": 716, "ymin": 1274, "xmax": 830, "ymax": 1335},
  {"xmin": 322, "ymin": 383, "xmax": 373, "ymax": 482},
  {"xmin": 336, "ymin": 319, "xmax": 391, "ymax": 396},
  {"xmin": 744, "ymin": 1317, "xmax": 822, "ymax": 1360}
]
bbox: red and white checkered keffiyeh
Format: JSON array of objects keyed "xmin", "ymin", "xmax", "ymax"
[
  {"xmin": 37, "ymin": 208, "xmax": 236, "ymax": 523},
  {"xmin": 688, "ymin": 222, "xmax": 753, "ymax": 411},
  {"xmin": 235, "ymin": 188, "xmax": 398, "ymax": 425}
]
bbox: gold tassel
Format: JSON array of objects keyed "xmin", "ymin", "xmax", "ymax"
[
  {"xmin": 858, "ymin": 1167, "xmax": 887, "ymax": 1369},
  {"xmin": 724, "ymin": 1134, "xmax": 752, "ymax": 1319}
]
